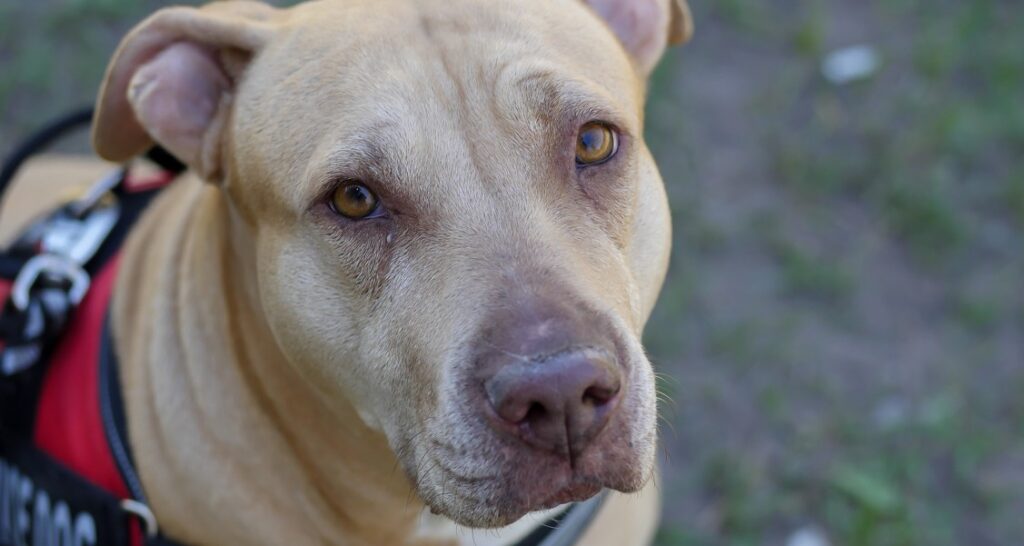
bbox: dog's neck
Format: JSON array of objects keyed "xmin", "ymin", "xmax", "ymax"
[{"xmin": 113, "ymin": 176, "xmax": 444, "ymax": 545}]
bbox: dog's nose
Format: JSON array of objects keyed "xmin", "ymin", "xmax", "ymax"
[{"xmin": 483, "ymin": 348, "xmax": 621, "ymax": 456}]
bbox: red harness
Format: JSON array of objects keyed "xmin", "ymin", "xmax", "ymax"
[
  {"xmin": 16, "ymin": 255, "xmax": 147, "ymax": 546},
  {"xmin": 33, "ymin": 255, "xmax": 124, "ymax": 501},
  {"xmin": 0, "ymin": 169, "xmax": 175, "ymax": 546}
]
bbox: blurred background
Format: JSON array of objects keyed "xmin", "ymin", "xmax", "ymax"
[{"xmin": 1, "ymin": 1, "xmax": 1021, "ymax": 545}]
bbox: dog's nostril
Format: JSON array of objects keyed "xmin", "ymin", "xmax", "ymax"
[
  {"xmin": 524, "ymin": 402, "xmax": 547, "ymax": 424},
  {"xmin": 582, "ymin": 384, "xmax": 617, "ymax": 407}
]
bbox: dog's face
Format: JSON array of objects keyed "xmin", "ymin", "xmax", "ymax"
[{"xmin": 94, "ymin": 0, "xmax": 689, "ymax": 528}]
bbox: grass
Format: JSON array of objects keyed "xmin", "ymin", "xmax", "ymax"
[
  {"xmin": 663, "ymin": 392, "xmax": 1000, "ymax": 545},
  {"xmin": 775, "ymin": 241, "xmax": 853, "ymax": 303},
  {"xmin": 711, "ymin": 0, "xmax": 771, "ymax": 36},
  {"xmin": 706, "ymin": 318, "xmax": 797, "ymax": 367},
  {"xmin": 791, "ymin": 1, "xmax": 825, "ymax": 58},
  {"xmin": 1007, "ymin": 173, "xmax": 1024, "ymax": 227},
  {"xmin": 646, "ymin": 0, "xmax": 1024, "ymax": 544},
  {"xmin": 952, "ymin": 293, "xmax": 1001, "ymax": 333},
  {"xmin": 880, "ymin": 183, "xmax": 964, "ymax": 266}
]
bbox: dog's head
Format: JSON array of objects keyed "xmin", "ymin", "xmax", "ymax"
[{"xmin": 94, "ymin": 0, "xmax": 690, "ymax": 528}]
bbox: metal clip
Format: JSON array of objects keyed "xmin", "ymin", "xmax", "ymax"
[
  {"xmin": 41, "ymin": 205, "xmax": 120, "ymax": 265},
  {"xmin": 120, "ymin": 499, "xmax": 160, "ymax": 538},
  {"xmin": 30, "ymin": 168, "xmax": 122, "ymax": 270},
  {"xmin": 69, "ymin": 167, "xmax": 125, "ymax": 217},
  {"xmin": 10, "ymin": 254, "xmax": 91, "ymax": 311}
]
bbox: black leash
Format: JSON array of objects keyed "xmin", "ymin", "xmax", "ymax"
[
  {"xmin": 0, "ymin": 106, "xmax": 185, "ymax": 216},
  {"xmin": 0, "ymin": 107, "xmax": 95, "ymax": 201}
]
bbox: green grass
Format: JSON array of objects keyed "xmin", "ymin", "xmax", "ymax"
[
  {"xmin": 791, "ymin": 0, "xmax": 825, "ymax": 57},
  {"xmin": 772, "ymin": 143, "xmax": 860, "ymax": 199},
  {"xmin": 654, "ymin": 527, "xmax": 716, "ymax": 546},
  {"xmin": 952, "ymin": 293, "xmax": 1002, "ymax": 333},
  {"xmin": 775, "ymin": 242, "xmax": 853, "ymax": 303},
  {"xmin": 706, "ymin": 317, "xmax": 797, "ymax": 366},
  {"xmin": 712, "ymin": 0, "xmax": 772, "ymax": 36},
  {"xmin": 678, "ymin": 392, "xmax": 997, "ymax": 546},
  {"xmin": 651, "ymin": 3, "xmax": 1023, "ymax": 544},
  {"xmin": 1007, "ymin": 173, "xmax": 1024, "ymax": 227},
  {"xmin": 749, "ymin": 214, "xmax": 854, "ymax": 304},
  {"xmin": 880, "ymin": 183, "xmax": 964, "ymax": 266}
]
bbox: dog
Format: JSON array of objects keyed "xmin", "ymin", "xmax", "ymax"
[{"xmin": 3, "ymin": 0, "xmax": 691, "ymax": 544}]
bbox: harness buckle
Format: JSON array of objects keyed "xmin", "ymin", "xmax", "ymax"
[
  {"xmin": 43, "ymin": 167, "xmax": 124, "ymax": 264},
  {"xmin": 40, "ymin": 203, "xmax": 121, "ymax": 265},
  {"xmin": 11, "ymin": 253, "xmax": 91, "ymax": 311},
  {"xmin": 0, "ymin": 167, "xmax": 127, "ymax": 377},
  {"xmin": 9, "ymin": 167, "xmax": 125, "ymax": 311}
]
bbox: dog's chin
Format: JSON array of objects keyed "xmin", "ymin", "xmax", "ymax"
[
  {"xmin": 413, "ymin": 449, "xmax": 652, "ymax": 528},
  {"xmin": 422, "ymin": 478, "xmax": 609, "ymax": 528}
]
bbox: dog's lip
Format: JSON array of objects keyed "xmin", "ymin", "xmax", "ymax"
[
  {"xmin": 534, "ymin": 480, "xmax": 603, "ymax": 510},
  {"xmin": 427, "ymin": 450, "xmax": 605, "ymax": 510},
  {"xmin": 495, "ymin": 464, "xmax": 606, "ymax": 512}
]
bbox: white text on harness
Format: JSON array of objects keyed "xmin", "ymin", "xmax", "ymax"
[{"xmin": 0, "ymin": 457, "xmax": 97, "ymax": 546}]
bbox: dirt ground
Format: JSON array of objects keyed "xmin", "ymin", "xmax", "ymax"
[{"xmin": 2, "ymin": 1, "xmax": 1022, "ymax": 545}]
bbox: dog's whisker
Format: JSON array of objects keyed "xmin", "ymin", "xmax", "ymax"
[
  {"xmin": 657, "ymin": 414, "xmax": 678, "ymax": 440},
  {"xmin": 479, "ymin": 339, "xmax": 536, "ymax": 363}
]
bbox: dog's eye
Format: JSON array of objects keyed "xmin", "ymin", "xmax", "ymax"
[
  {"xmin": 575, "ymin": 121, "xmax": 618, "ymax": 166},
  {"xmin": 330, "ymin": 182, "xmax": 379, "ymax": 219}
]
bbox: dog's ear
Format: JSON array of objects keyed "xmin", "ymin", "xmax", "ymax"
[
  {"xmin": 92, "ymin": 1, "xmax": 279, "ymax": 180},
  {"xmin": 582, "ymin": 0, "xmax": 693, "ymax": 74}
]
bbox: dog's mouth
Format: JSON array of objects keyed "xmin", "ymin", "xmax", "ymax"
[
  {"xmin": 532, "ymin": 479, "xmax": 604, "ymax": 510},
  {"xmin": 420, "ymin": 459, "xmax": 610, "ymax": 525},
  {"xmin": 408, "ymin": 413, "xmax": 653, "ymax": 528},
  {"xmin": 425, "ymin": 464, "xmax": 603, "ymax": 503}
]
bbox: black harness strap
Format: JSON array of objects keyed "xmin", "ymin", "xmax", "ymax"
[
  {"xmin": 0, "ymin": 439, "xmax": 134, "ymax": 546},
  {"xmin": 0, "ymin": 109, "xmax": 95, "ymax": 196},
  {"xmin": 516, "ymin": 493, "xmax": 607, "ymax": 546}
]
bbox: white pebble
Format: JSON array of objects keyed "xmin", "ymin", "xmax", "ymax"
[
  {"xmin": 822, "ymin": 45, "xmax": 880, "ymax": 84},
  {"xmin": 786, "ymin": 526, "xmax": 831, "ymax": 546}
]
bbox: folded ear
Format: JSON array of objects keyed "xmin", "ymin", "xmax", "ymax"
[
  {"xmin": 582, "ymin": 0, "xmax": 693, "ymax": 74},
  {"xmin": 92, "ymin": 1, "xmax": 279, "ymax": 180}
]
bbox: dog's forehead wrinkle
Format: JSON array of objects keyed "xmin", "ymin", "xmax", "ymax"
[
  {"xmin": 244, "ymin": 1, "xmax": 642, "ymax": 221},
  {"xmin": 406, "ymin": 12, "xmax": 514, "ymax": 212},
  {"xmin": 318, "ymin": 133, "xmax": 402, "ymax": 186}
]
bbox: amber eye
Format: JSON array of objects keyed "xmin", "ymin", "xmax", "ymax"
[
  {"xmin": 330, "ymin": 182, "xmax": 379, "ymax": 219},
  {"xmin": 575, "ymin": 121, "xmax": 618, "ymax": 166}
]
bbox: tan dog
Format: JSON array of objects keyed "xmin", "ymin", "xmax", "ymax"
[{"xmin": 7, "ymin": 0, "xmax": 691, "ymax": 544}]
